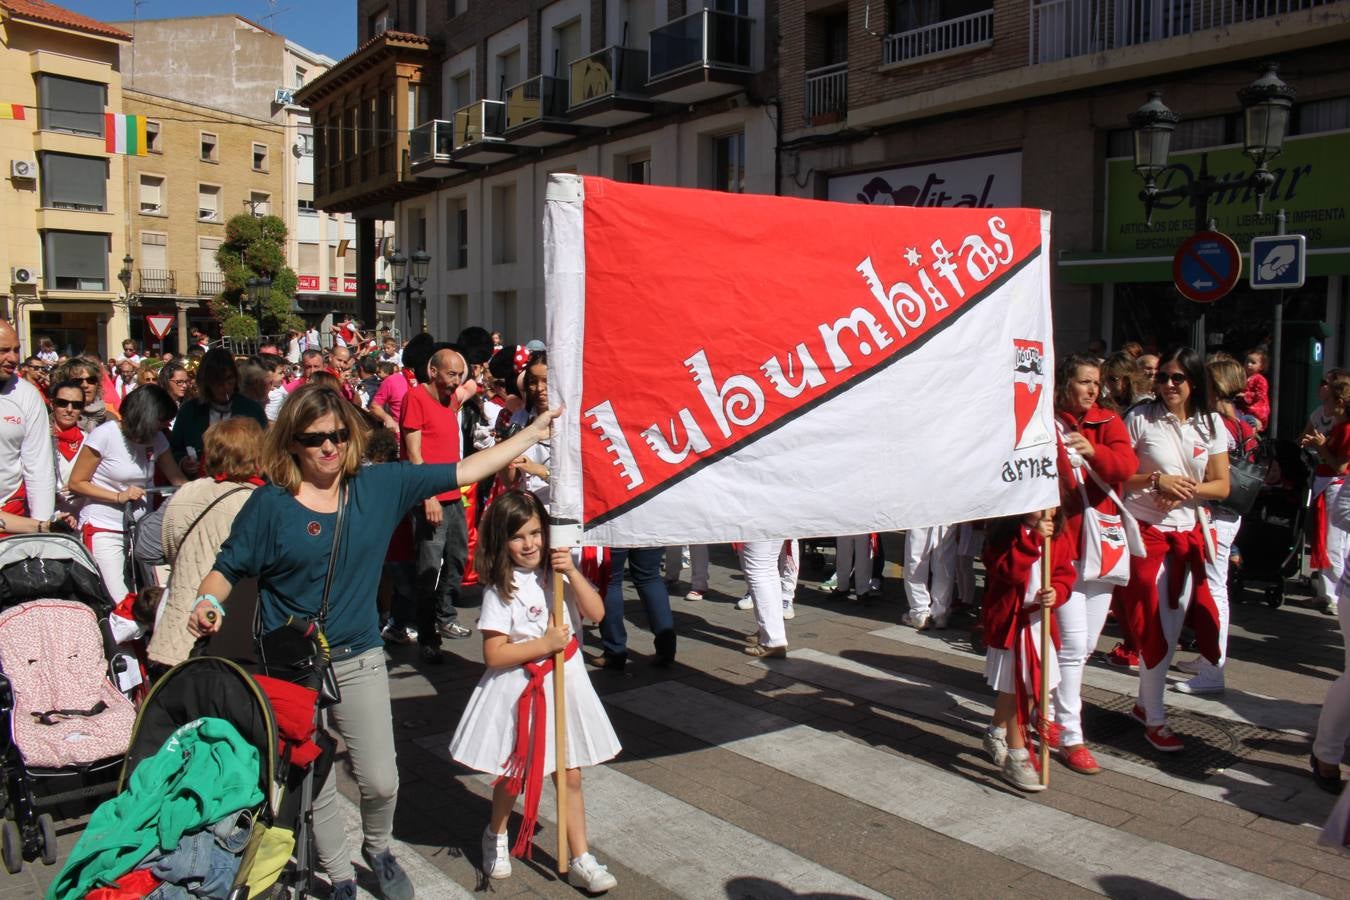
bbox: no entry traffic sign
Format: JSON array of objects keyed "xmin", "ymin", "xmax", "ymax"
[
  {"xmin": 145, "ymin": 314, "xmax": 175, "ymax": 340},
  {"xmin": 1172, "ymin": 231, "xmax": 1242, "ymax": 304}
]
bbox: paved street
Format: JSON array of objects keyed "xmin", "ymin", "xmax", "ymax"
[{"xmin": 11, "ymin": 538, "xmax": 1350, "ymax": 899}]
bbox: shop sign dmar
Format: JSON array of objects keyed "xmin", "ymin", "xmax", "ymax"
[
  {"xmin": 1104, "ymin": 131, "xmax": 1350, "ymax": 254},
  {"xmin": 829, "ymin": 151, "xmax": 1022, "ymax": 208}
]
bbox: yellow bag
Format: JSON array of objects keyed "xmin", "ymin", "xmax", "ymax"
[{"xmin": 241, "ymin": 824, "xmax": 295, "ymax": 898}]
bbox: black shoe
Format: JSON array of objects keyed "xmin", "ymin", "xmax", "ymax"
[
  {"xmin": 829, "ymin": 588, "xmax": 852, "ymax": 601},
  {"xmin": 653, "ymin": 631, "xmax": 676, "ymax": 668},
  {"xmin": 589, "ymin": 652, "xmax": 627, "ymax": 671},
  {"xmin": 419, "ymin": 644, "xmax": 444, "ymax": 665},
  {"xmin": 1310, "ymin": 752, "xmax": 1344, "ymax": 794}
]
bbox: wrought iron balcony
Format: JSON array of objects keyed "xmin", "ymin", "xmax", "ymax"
[
  {"xmin": 569, "ymin": 45, "xmax": 653, "ymax": 126},
  {"xmin": 648, "ymin": 9, "xmax": 755, "ymax": 103},
  {"xmin": 409, "ymin": 120, "xmax": 463, "ymax": 177},
  {"xmin": 137, "ymin": 269, "xmax": 176, "ymax": 295},
  {"xmin": 804, "ymin": 62, "xmax": 847, "ymax": 123},
  {"xmin": 197, "ymin": 272, "xmax": 224, "ymax": 296},
  {"xmin": 884, "ymin": 9, "xmax": 994, "ymax": 65},
  {"xmin": 504, "ymin": 75, "xmax": 586, "ymax": 146}
]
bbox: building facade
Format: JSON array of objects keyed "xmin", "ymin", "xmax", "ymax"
[
  {"xmin": 301, "ymin": 0, "xmax": 776, "ymax": 341},
  {"xmin": 777, "ymin": 0, "xmax": 1350, "ymax": 431},
  {"xmin": 0, "ymin": 0, "xmax": 132, "ymax": 357}
]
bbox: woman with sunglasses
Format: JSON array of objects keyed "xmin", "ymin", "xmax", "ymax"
[
  {"xmin": 186, "ymin": 384, "xmax": 559, "ymax": 900},
  {"xmin": 56, "ymin": 357, "xmax": 120, "ymax": 432},
  {"xmin": 1115, "ymin": 347, "xmax": 1229, "ymax": 753},
  {"xmin": 49, "ymin": 379, "xmax": 88, "ymax": 519},
  {"xmin": 68, "ymin": 384, "xmax": 188, "ymax": 602}
]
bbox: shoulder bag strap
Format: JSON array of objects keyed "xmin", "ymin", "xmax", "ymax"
[{"xmin": 317, "ymin": 485, "xmax": 347, "ymax": 626}]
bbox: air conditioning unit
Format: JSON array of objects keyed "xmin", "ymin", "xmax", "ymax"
[
  {"xmin": 10, "ymin": 159, "xmax": 36, "ymax": 179},
  {"xmin": 274, "ymin": 88, "xmax": 295, "ymax": 105},
  {"xmin": 11, "ymin": 266, "xmax": 36, "ymax": 286}
]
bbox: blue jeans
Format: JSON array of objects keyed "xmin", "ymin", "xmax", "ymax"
[
  {"xmin": 600, "ymin": 547, "xmax": 675, "ymax": 660},
  {"xmin": 144, "ymin": 810, "xmax": 252, "ymax": 898}
]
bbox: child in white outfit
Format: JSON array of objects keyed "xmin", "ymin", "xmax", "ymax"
[{"xmin": 449, "ymin": 490, "xmax": 621, "ymax": 892}]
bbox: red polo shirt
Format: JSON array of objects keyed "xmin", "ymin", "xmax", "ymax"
[{"xmin": 400, "ymin": 383, "xmax": 462, "ymax": 501}]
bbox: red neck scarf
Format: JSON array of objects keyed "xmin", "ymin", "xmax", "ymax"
[
  {"xmin": 213, "ymin": 473, "xmax": 267, "ymax": 487},
  {"xmin": 55, "ymin": 425, "xmax": 84, "ymax": 462}
]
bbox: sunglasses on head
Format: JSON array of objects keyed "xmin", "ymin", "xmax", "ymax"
[
  {"xmin": 294, "ymin": 428, "xmax": 350, "ymax": 448},
  {"xmin": 51, "ymin": 399, "xmax": 85, "ymax": 410},
  {"xmin": 1154, "ymin": 372, "xmax": 1189, "ymax": 386}
]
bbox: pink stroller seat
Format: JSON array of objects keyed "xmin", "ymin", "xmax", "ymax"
[{"xmin": 0, "ymin": 600, "xmax": 135, "ymax": 768}]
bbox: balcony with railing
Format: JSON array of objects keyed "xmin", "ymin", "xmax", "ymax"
[
  {"xmin": 569, "ymin": 45, "xmax": 653, "ymax": 126},
  {"xmin": 504, "ymin": 75, "xmax": 586, "ymax": 146},
  {"xmin": 451, "ymin": 100, "xmax": 516, "ymax": 164},
  {"xmin": 1029, "ymin": 0, "xmax": 1332, "ymax": 64},
  {"xmin": 804, "ymin": 62, "xmax": 848, "ymax": 123},
  {"xmin": 137, "ymin": 269, "xmax": 176, "ymax": 295},
  {"xmin": 648, "ymin": 8, "xmax": 756, "ymax": 103},
  {"xmin": 197, "ymin": 272, "xmax": 224, "ymax": 296},
  {"xmin": 884, "ymin": 8, "xmax": 994, "ymax": 65},
  {"xmin": 409, "ymin": 120, "xmax": 463, "ymax": 178}
]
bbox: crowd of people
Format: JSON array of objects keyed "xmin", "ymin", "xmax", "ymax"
[{"xmin": 2, "ymin": 314, "xmax": 1348, "ymax": 896}]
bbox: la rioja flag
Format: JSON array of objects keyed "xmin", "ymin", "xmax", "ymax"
[{"xmin": 545, "ymin": 175, "xmax": 1058, "ymax": 546}]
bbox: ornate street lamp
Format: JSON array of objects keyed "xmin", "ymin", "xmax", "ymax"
[
  {"xmin": 411, "ymin": 249, "xmax": 431, "ymax": 287},
  {"xmin": 117, "ymin": 254, "xmax": 134, "ymax": 295},
  {"xmin": 1127, "ymin": 91, "xmax": 1179, "ymax": 219},
  {"xmin": 1238, "ymin": 63, "xmax": 1296, "ymax": 210}
]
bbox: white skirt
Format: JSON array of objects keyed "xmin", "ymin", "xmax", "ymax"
[
  {"xmin": 984, "ymin": 611, "xmax": 1061, "ymax": 695},
  {"xmin": 449, "ymin": 652, "xmax": 621, "ymax": 777}
]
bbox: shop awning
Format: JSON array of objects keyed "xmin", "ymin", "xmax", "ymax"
[{"xmin": 1057, "ymin": 247, "xmax": 1350, "ymax": 284}]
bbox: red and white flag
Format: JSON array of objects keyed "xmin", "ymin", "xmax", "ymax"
[{"xmin": 545, "ymin": 175, "xmax": 1059, "ymax": 546}]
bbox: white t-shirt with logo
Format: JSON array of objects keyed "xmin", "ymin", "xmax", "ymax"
[
  {"xmin": 1123, "ymin": 403, "xmax": 1227, "ymax": 529},
  {"xmin": 77, "ymin": 421, "xmax": 169, "ymax": 530}
]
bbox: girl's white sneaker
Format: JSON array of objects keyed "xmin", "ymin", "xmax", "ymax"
[
  {"xmin": 482, "ymin": 827, "xmax": 511, "ymax": 879},
  {"xmin": 568, "ymin": 852, "xmax": 618, "ymax": 893}
]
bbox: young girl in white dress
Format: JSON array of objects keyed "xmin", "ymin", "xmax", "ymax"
[{"xmin": 449, "ymin": 489, "xmax": 622, "ymax": 893}]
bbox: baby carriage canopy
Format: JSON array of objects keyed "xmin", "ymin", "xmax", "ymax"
[
  {"xmin": 121, "ymin": 656, "xmax": 280, "ymax": 818},
  {"xmin": 0, "ymin": 533, "xmax": 109, "ymax": 613}
]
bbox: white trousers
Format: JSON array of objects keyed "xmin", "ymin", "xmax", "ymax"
[
  {"xmin": 1203, "ymin": 515, "xmax": 1241, "ymax": 670},
  {"xmin": 664, "ymin": 544, "xmax": 710, "ymax": 591},
  {"xmin": 780, "ymin": 540, "xmax": 800, "ymax": 605},
  {"xmin": 834, "ymin": 535, "xmax": 871, "ymax": 595},
  {"xmin": 88, "ymin": 529, "xmax": 129, "ymax": 602},
  {"xmin": 904, "ymin": 525, "xmax": 956, "ymax": 617},
  {"xmin": 1053, "ymin": 569, "xmax": 1114, "ymax": 746},
  {"xmin": 1314, "ymin": 593, "xmax": 1350, "ymax": 765},
  {"xmin": 743, "ymin": 540, "xmax": 787, "ymax": 648},
  {"xmin": 1315, "ymin": 477, "xmax": 1347, "ymax": 601},
  {"xmin": 1137, "ymin": 554, "xmax": 1192, "ymax": 726}
]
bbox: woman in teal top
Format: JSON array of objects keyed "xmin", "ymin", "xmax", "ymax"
[{"xmin": 189, "ymin": 384, "xmax": 556, "ymax": 900}]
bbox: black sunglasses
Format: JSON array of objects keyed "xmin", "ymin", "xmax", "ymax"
[
  {"xmin": 1154, "ymin": 372, "xmax": 1189, "ymax": 386},
  {"xmin": 294, "ymin": 428, "xmax": 350, "ymax": 448},
  {"xmin": 76, "ymin": 376, "xmax": 100, "ymax": 385},
  {"xmin": 51, "ymin": 399, "xmax": 85, "ymax": 410}
]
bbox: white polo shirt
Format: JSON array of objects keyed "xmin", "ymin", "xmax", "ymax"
[
  {"xmin": 1123, "ymin": 402, "xmax": 1227, "ymax": 529},
  {"xmin": 0, "ymin": 376, "xmax": 55, "ymax": 518}
]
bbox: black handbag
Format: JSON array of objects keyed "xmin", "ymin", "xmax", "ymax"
[
  {"xmin": 255, "ymin": 486, "xmax": 345, "ymax": 706},
  {"xmin": 1216, "ymin": 457, "xmax": 1268, "ymax": 516}
]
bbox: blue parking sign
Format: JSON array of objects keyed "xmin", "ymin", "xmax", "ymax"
[{"xmin": 1250, "ymin": 234, "xmax": 1306, "ymax": 290}]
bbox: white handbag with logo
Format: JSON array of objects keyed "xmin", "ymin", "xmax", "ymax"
[{"xmin": 1076, "ymin": 466, "xmax": 1144, "ymax": 586}]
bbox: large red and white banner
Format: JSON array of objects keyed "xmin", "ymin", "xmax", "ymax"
[{"xmin": 545, "ymin": 175, "xmax": 1058, "ymax": 546}]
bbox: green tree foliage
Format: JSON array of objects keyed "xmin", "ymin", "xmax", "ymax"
[{"xmin": 212, "ymin": 214, "xmax": 305, "ymax": 339}]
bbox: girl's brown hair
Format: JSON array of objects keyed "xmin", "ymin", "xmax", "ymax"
[
  {"xmin": 262, "ymin": 384, "xmax": 368, "ymax": 493},
  {"xmin": 203, "ymin": 417, "xmax": 264, "ymax": 481},
  {"xmin": 1208, "ymin": 357, "xmax": 1247, "ymax": 402},
  {"xmin": 475, "ymin": 490, "xmax": 548, "ymax": 602}
]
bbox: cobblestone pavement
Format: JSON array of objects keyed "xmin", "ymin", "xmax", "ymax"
[{"xmin": 12, "ymin": 537, "xmax": 1350, "ymax": 899}]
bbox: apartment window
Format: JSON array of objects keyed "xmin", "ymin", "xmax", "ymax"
[
  {"xmin": 199, "ymin": 236, "xmax": 223, "ymax": 287},
  {"xmin": 37, "ymin": 75, "xmax": 105, "ymax": 136},
  {"xmin": 297, "ymin": 130, "xmax": 315, "ymax": 156},
  {"xmin": 252, "ymin": 143, "xmax": 269, "ymax": 172},
  {"xmin": 298, "ymin": 199, "xmax": 316, "ymax": 214},
  {"xmin": 620, "ymin": 151, "xmax": 651, "ymax": 184},
  {"xmin": 139, "ymin": 232, "xmax": 167, "ymax": 270},
  {"xmin": 552, "ymin": 19, "xmax": 583, "ymax": 76},
  {"xmin": 889, "ymin": 0, "xmax": 989, "ymax": 34},
  {"xmin": 1297, "ymin": 97, "xmax": 1350, "ymax": 135},
  {"xmin": 295, "ymin": 65, "xmax": 307, "ymax": 88},
  {"xmin": 491, "ymin": 184, "xmax": 516, "ymax": 264},
  {"xmin": 138, "ymin": 174, "xmax": 165, "ymax": 215},
  {"xmin": 250, "ymin": 191, "xmax": 271, "ymax": 216},
  {"xmin": 42, "ymin": 231, "xmax": 109, "ymax": 290},
  {"xmin": 712, "ymin": 131, "xmax": 745, "ymax": 193},
  {"xmin": 495, "ymin": 48, "xmax": 521, "ymax": 99},
  {"xmin": 200, "ymin": 132, "xmax": 218, "ymax": 162},
  {"xmin": 451, "ymin": 72, "xmax": 472, "ymax": 112},
  {"xmin": 197, "ymin": 184, "xmax": 220, "ymax": 221},
  {"xmin": 369, "ymin": 6, "xmax": 391, "ymax": 38},
  {"xmin": 492, "ymin": 290, "xmax": 518, "ymax": 339},
  {"xmin": 444, "ymin": 197, "xmax": 468, "ymax": 269},
  {"xmin": 298, "ymin": 242, "xmax": 320, "ymax": 277},
  {"xmin": 145, "ymin": 120, "xmax": 162, "ymax": 153},
  {"xmin": 39, "ymin": 153, "xmax": 107, "ymax": 211}
]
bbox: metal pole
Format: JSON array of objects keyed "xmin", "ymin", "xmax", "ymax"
[{"xmin": 1270, "ymin": 209, "xmax": 1287, "ymax": 438}]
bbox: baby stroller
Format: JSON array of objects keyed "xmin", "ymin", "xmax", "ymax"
[
  {"xmin": 117, "ymin": 655, "xmax": 332, "ymax": 898},
  {"xmin": 1231, "ymin": 440, "xmax": 1314, "ymax": 609},
  {"xmin": 0, "ymin": 532, "xmax": 141, "ymax": 874}
]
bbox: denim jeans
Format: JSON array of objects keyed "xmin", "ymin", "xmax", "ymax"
[
  {"xmin": 600, "ymin": 547, "xmax": 675, "ymax": 660},
  {"xmin": 413, "ymin": 500, "xmax": 466, "ymax": 646},
  {"xmin": 143, "ymin": 810, "xmax": 252, "ymax": 898}
]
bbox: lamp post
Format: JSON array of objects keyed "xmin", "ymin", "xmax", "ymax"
[
  {"xmin": 116, "ymin": 254, "xmax": 133, "ymax": 356},
  {"xmin": 246, "ymin": 274, "xmax": 273, "ymax": 338},
  {"xmin": 385, "ymin": 246, "xmax": 431, "ymax": 335}
]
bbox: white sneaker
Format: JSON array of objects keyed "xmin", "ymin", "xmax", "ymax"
[
  {"xmin": 736, "ymin": 594, "xmax": 753, "ymax": 610},
  {"xmin": 1175, "ymin": 657, "xmax": 1205, "ymax": 675},
  {"xmin": 482, "ymin": 827, "xmax": 510, "ymax": 880},
  {"xmin": 901, "ymin": 611, "xmax": 932, "ymax": 631},
  {"xmin": 1328, "ymin": 598, "xmax": 1340, "ymax": 616},
  {"xmin": 1173, "ymin": 674, "xmax": 1225, "ymax": 695},
  {"xmin": 685, "ymin": 589, "xmax": 705, "ymax": 602},
  {"xmin": 821, "ymin": 572, "xmax": 838, "ymax": 591},
  {"xmin": 568, "ymin": 852, "xmax": 618, "ymax": 893},
  {"xmin": 983, "ymin": 728, "xmax": 1008, "ymax": 766},
  {"xmin": 782, "ymin": 603, "xmax": 795, "ymax": 620},
  {"xmin": 1000, "ymin": 750, "xmax": 1045, "ymax": 792}
]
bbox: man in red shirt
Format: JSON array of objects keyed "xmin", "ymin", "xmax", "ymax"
[{"xmin": 402, "ymin": 346, "xmax": 473, "ymax": 662}]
